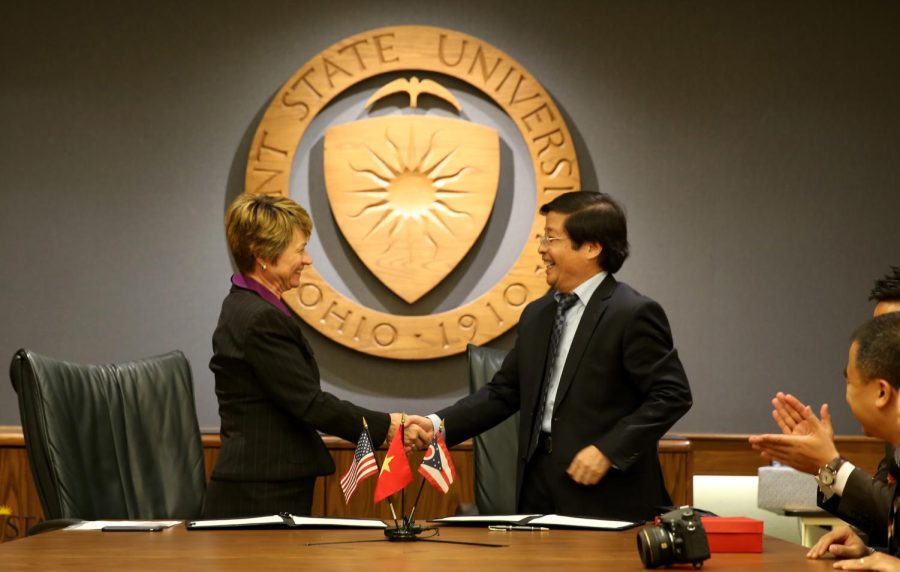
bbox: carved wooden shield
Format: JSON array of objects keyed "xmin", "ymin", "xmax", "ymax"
[{"xmin": 324, "ymin": 115, "xmax": 500, "ymax": 303}]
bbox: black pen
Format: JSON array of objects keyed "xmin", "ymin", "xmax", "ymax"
[{"xmin": 488, "ymin": 525, "xmax": 549, "ymax": 531}]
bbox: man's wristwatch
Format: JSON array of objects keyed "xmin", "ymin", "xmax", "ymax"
[{"xmin": 815, "ymin": 456, "xmax": 846, "ymax": 500}]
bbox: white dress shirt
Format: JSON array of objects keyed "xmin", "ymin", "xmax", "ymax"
[{"xmin": 540, "ymin": 271, "xmax": 607, "ymax": 432}]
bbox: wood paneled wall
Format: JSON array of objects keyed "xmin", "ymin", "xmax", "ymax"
[
  {"xmin": 683, "ymin": 433, "xmax": 887, "ymax": 477},
  {"xmin": 0, "ymin": 426, "xmax": 886, "ymax": 542},
  {"xmin": 200, "ymin": 434, "xmax": 693, "ymax": 519}
]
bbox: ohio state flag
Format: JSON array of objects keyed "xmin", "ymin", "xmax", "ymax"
[
  {"xmin": 373, "ymin": 427, "xmax": 412, "ymax": 503},
  {"xmin": 418, "ymin": 432, "xmax": 456, "ymax": 493}
]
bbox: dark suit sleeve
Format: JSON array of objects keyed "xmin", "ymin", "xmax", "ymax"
[
  {"xmin": 594, "ymin": 300, "xmax": 692, "ymax": 470},
  {"xmin": 243, "ymin": 309, "xmax": 390, "ymax": 445},
  {"xmin": 436, "ymin": 345, "xmax": 522, "ymax": 447},
  {"xmin": 819, "ymin": 462, "xmax": 891, "ymax": 547}
]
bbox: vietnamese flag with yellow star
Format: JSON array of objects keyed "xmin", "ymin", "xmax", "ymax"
[{"xmin": 373, "ymin": 426, "xmax": 413, "ymax": 503}]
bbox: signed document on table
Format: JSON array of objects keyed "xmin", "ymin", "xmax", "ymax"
[
  {"xmin": 430, "ymin": 514, "xmax": 637, "ymax": 530},
  {"xmin": 186, "ymin": 514, "xmax": 387, "ymax": 530}
]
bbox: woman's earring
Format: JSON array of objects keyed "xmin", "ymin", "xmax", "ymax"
[{"xmin": 262, "ymin": 263, "xmax": 267, "ymax": 270}]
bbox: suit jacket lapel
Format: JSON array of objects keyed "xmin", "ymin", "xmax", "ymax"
[{"xmin": 553, "ymin": 275, "xmax": 617, "ymax": 412}]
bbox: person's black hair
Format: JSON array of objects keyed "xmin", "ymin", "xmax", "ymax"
[
  {"xmin": 852, "ymin": 312, "xmax": 900, "ymax": 389},
  {"xmin": 539, "ymin": 191, "xmax": 630, "ymax": 273},
  {"xmin": 870, "ymin": 266, "xmax": 900, "ymax": 303}
]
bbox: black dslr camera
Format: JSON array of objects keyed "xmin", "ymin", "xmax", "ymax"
[{"xmin": 636, "ymin": 507, "xmax": 711, "ymax": 569}]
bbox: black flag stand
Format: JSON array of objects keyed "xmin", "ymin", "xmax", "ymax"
[
  {"xmin": 384, "ymin": 478, "xmax": 429, "ymax": 541},
  {"xmin": 406, "ymin": 478, "xmax": 427, "ymax": 528}
]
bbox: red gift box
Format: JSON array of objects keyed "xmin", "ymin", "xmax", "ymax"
[{"xmin": 701, "ymin": 517, "xmax": 764, "ymax": 553}]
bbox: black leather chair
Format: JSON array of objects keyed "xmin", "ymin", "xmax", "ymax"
[
  {"xmin": 466, "ymin": 343, "xmax": 519, "ymax": 514},
  {"xmin": 10, "ymin": 349, "xmax": 206, "ymax": 523}
]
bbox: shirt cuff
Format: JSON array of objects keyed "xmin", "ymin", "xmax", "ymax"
[
  {"xmin": 833, "ymin": 461, "xmax": 856, "ymax": 497},
  {"xmin": 426, "ymin": 414, "xmax": 444, "ymax": 439}
]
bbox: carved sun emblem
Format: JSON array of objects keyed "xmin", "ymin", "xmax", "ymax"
[
  {"xmin": 348, "ymin": 125, "xmax": 473, "ymax": 256},
  {"xmin": 324, "ymin": 77, "xmax": 500, "ymax": 303}
]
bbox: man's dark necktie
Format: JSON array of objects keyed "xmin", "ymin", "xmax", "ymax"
[{"xmin": 529, "ymin": 292, "xmax": 579, "ymax": 457}]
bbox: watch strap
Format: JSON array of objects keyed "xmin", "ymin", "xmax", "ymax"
[
  {"xmin": 826, "ymin": 456, "xmax": 846, "ymax": 473},
  {"xmin": 816, "ymin": 456, "xmax": 845, "ymax": 499}
]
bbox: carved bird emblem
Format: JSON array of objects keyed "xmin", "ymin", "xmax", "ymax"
[{"xmin": 365, "ymin": 77, "xmax": 462, "ymax": 112}]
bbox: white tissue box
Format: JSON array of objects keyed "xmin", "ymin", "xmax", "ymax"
[{"xmin": 757, "ymin": 465, "xmax": 822, "ymax": 513}]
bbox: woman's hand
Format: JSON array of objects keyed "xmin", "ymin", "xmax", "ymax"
[{"xmin": 385, "ymin": 412, "xmax": 404, "ymax": 445}]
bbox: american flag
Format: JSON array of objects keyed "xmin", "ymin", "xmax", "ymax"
[
  {"xmin": 340, "ymin": 429, "xmax": 378, "ymax": 503},
  {"xmin": 417, "ymin": 432, "xmax": 456, "ymax": 494}
]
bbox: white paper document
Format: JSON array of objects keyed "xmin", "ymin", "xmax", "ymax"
[
  {"xmin": 187, "ymin": 515, "xmax": 284, "ymax": 528},
  {"xmin": 288, "ymin": 516, "xmax": 386, "ymax": 528},
  {"xmin": 528, "ymin": 514, "xmax": 635, "ymax": 530},
  {"xmin": 429, "ymin": 514, "xmax": 540, "ymax": 524}
]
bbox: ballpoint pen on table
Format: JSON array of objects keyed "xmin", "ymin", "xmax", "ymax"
[{"xmin": 488, "ymin": 525, "xmax": 549, "ymax": 531}]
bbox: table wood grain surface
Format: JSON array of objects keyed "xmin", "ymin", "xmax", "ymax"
[{"xmin": 0, "ymin": 523, "xmax": 839, "ymax": 571}]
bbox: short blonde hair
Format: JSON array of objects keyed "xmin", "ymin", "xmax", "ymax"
[{"xmin": 225, "ymin": 193, "xmax": 313, "ymax": 273}]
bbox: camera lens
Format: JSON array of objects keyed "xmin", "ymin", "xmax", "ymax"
[{"xmin": 637, "ymin": 526, "xmax": 674, "ymax": 569}]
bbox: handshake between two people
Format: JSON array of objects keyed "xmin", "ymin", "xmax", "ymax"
[
  {"xmin": 403, "ymin": 415, "xmax": 435, "ymax": 451},
  {"xmin": 382, "ymin": 413, "xmax": 437, "ymax": 452},
  {"xmin": 384, "ymin": 413, "xmax": 613, "ymax": 486}
]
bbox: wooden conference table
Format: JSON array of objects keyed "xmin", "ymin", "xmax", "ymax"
[{"xmin": 1, "ymin": 524, "xmax": 837, "ymax": 571}]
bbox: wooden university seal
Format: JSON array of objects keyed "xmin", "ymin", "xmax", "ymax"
[{"xmin": 246, "ymin": 25, "xmax": 580, "ymax": 359}]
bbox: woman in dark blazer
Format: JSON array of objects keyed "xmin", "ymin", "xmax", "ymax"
[{"xmin": 201, "ymin": 193, "xmax": 400, "ymax": 518}]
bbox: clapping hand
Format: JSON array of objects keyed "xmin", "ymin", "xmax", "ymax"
[
  {"xmin": 748, "ymin": 392, "xmax": 839, "ymax": 474},
  {"xmin": 771, "ymin": 392, "xmax": 835, "ymax": 441}
]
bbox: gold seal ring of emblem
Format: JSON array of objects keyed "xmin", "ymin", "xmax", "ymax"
[{"xmin": 245, "ymin": 25, "xmax": 580, "ymax": 359}]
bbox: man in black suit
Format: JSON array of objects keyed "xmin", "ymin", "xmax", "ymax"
[
  {"xmin": 408, "ymin": 191, "xmax": 693, "ymax": 521},
  {"xmin": 799, "ymin": 313, "xmax": 900, "ymax": 570},
  {"xmin": 750, "ymin": 267, "xmax": 900, "ymax": 546}
]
